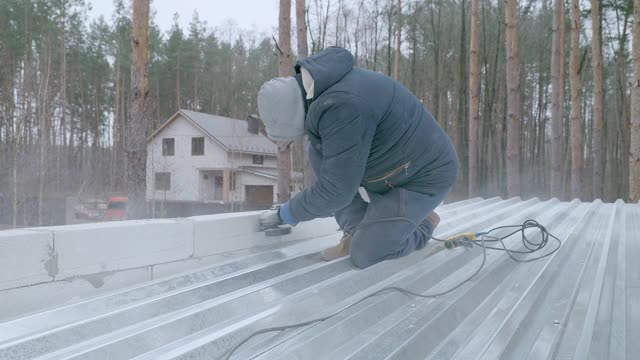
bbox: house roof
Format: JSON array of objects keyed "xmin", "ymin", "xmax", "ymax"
[
  {"xmin": 148, "ymin": 109, "xmax": 278, "ymax": 155},
  {"xmin": 1, "ymin": 197, "xmax": 637, "ymax": 359}
]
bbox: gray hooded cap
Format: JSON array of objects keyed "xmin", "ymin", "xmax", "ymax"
[{"xmin": 257, "ymin": 77, "xmax": 305, "ymax": 141}]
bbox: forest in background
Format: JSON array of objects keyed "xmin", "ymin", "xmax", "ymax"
[{"xmin": 0, "ymin": 0, "xmax": 638, "ymax": 226}]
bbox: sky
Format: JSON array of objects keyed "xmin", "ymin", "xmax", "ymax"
[{"xmin": 88, "ymin": 0, "xmax": 281, "ymax": 38}]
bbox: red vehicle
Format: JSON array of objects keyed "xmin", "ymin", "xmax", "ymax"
[{"xmin": 103, "ymin": 196, "xmax": 129, "ymax": 221}]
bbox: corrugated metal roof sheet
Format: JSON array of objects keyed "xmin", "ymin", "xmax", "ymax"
[
  {"xmin": 180, "ymin": 110, "xmax": 278, "ymax": 155},
  {"xmin": 0, "ymin": 197, "xmax": 638, "ymax": 360}
]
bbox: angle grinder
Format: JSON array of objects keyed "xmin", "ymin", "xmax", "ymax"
[{"xmin": 259, "ymin": 204, "xmax": 293, "ymax": 236}]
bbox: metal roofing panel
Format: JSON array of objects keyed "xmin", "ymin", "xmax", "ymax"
[{"xmin": 0, "ymin": 198, "xmax": 637, "ymax": 360}]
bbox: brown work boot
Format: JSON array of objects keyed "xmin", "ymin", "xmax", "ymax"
[
  {"xmin": 322, "ymin": 232, "xmax": 353, "ymax": 261},
  {"xmin": 426, "ymin": 211, "xmax": 440, "ymax": 230}
]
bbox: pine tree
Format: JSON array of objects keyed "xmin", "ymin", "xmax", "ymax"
[
  {"xmin": 550, "ymin": 0, "xmax": 566, "ymax": 198},
  {"xmin": 468, "ymin": 0, "xmax": 480, "ymax": 196},
  {"xmin": 277, "ymin": 0, "xmax": 293, "ymax": 203},
  {"xmin": 569, "ymin": 0, "xmax": 583, "ymax": 199},
  {"xmin": 505, "ymin": 0, "xmax": 521, "ymax": 197},
  {"xmin": 393, "ymin": 0, "xmax": 401, "ymax": 80},
  {"xmin": 127, "ymin": 0, "xmax": 151, "ymax": 218},
  {"xmin": 591, "ymin": 0, "xmax": 604, "ymax": 199},
  {"xmin": 631, "ymin": 0, "xmax": 640, "ymax": 201}
]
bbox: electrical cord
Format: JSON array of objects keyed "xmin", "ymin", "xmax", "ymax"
[
  {"xmin": 462, "ymin": 219, "xmax": 563, "ymax": 263},
  {"xmin": 222, "ymin": 218, "xmax": 561, "ymax": 359}
]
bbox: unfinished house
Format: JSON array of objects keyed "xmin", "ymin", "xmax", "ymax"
[{"xmin": 146, "ymin": 110, "xmax": 278, "ymax": 210}]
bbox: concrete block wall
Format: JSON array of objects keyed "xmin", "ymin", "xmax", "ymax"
[
  {"xmin": 0, "ymin": 230, "xmax": 54, "ymax": 291},
  {"xmin": 45, "ymin": 219, "xmax": 194, "ymax": 279},
  {"xmin": 0, "ymin": 213, "xmax": 338, "ymax": 321}
]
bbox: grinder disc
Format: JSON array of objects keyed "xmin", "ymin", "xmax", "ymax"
[{"xmin": 265, "ymin": 227, "xmax": 292, "ymax": 237}]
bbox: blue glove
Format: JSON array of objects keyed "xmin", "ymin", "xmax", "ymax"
[{"xmin": 279, "ymin": 202, "xmax": 299, "ymax": 226}]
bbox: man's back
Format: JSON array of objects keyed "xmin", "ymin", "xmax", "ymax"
[{"xmin": 301, "ymin": 49, "xmax": 458, "ymax": 196}]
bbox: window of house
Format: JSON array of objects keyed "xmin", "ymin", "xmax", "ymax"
[
  {"xmin": 252, "ymin": 155, "xmax": 264, "ymax": 165},
  {"xmin": 155, "ymin": 172, "xmax": 171, "ymax": 191},
  {"xmin": 162, "ymin": 138, "xmax": 175, "ymax": 156},
  {"xmin": 191, "ymin": 137, "xmax": 204, "ymax": 156}
]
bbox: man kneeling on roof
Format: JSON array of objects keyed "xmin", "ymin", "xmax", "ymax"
[{"xmin": 257, "ymin": 47, "xmax": 459, "ymax": 269}]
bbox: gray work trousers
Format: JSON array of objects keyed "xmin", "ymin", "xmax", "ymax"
[{"xmin": 334, "ymin": 187, "xmax": 449, "ymax": 268}]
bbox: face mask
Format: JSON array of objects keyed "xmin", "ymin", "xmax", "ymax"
[
  {"xmin": 300, "ymin": 66, "xmax": 315, "ymax": 99},
  {"xmin": 257, "ymin": 77, "xmax": 305, "ymax": 142}
]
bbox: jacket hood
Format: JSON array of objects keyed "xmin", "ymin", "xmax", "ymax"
[
  {"xmin": 295, "ymin": 47, "xmax": 354, "ymax": 97},
  {"xmin": 257, "ymin": 76, "xmax": 306, "ymax": 141}
]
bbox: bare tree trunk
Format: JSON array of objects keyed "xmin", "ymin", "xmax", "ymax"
[
  {"xmin": 297, "ymin": 0, "xmax": 315, "ymax": 189},
  {"xmin": 112, "ymin": 46, "xmax": 120, "ymax": 191},
  {"xmin": 15, "ymin": 6, "xmax": 32, "ymax": 227},
  {"xmin": 176, "ymin": 55, "xmax": 181, "ymax": 110},
  {"xmin": 562, "ymin": 93, "xmax": 571, "ymax": 196},
  {"xmin": 54, "ymin": 2, "xmax": 67, "ymax": 194},
  {"xmin": 480, "ymin": 0, "xmax": 502, "ymax": 193},
  {"xmin": 550, "ymin": 0, "xmax": 566, "ymax": 198},
  {"xmin": 408, "ymin": 2, "xmax": 417, "ymax": 92},
  {"xmin": 620, "ymin": 53, "xmax": 630, "ymax": 198},
  {"xmin": 297, "ymin": 0, "xmax": 309, "ymax": 58},
  {"xmin": 505, "ymin": 0, "xmax": 521, "ymax": 197},
  {"xmin": 617, "ymin": 7, "xmax": 631, "ymax": 201},
  {"xmin": 156, "ymin": 77, "xmax": 161, "ymax": 129},
  {"xmin": 499, "ymin": 84, "xmax": 507, "ymax": 194},
  {"xmin": 127, "ymin": 0, "xmax": 151, "ymax": 218},
  {"xmin": 69, "ymin": 54, "xmax": 75, "ymax": 181},
  {"xmin": 386, "ymin": 0, "xmax": 393, "ymax": 77},
  {"xmin": 468, "ymin": 0, "xmax": 480, "ymax": 197},
  {"xmin": 538, "ymin": 79, "xmax": 548, "ymax": 193},
  {"xmin": 279, "ymin": 0, "xmax": 293, "ymax": 77},
  {"xmin": 631, "ymin": 0, "xmax": 640, "ymax": 201},
  {"xmin": 373, "ymin": 0, "xmax": 380, "ymax": 71},
  {"xmin": 120, "ymin": 81, "xmax": 126, "ymax": 189},
  {"xmin": 451, "ymin": 90, "xmax": 461, "ymax": 168},
  {"xmin": 193, "ymin": 49, "xmax": 199, "ymax": 110},
  {"xmin": 569, "ymin": 0, "xmax": 583, "ymax": 200},
  {"xmin": 354, "ymin": 0, "xmax": 365, "ymax": 64},
  {"xmin": 591, "ymin": 0, "xmax": 603, "ymax": 199},
  {"xmin": 12, "ymin": 144, "xmax": 19, "ymax": 227},
  {"xmin": 38, "ymin": 35, "xmax": 52, "ymax": 225},
  {"xmin": 277, "ymin": 142, "xmax": 293, "ymax": 203},
  {"xmin": 343, "ymin": 6, "xmax": 351, "ymax": 50},
  {"xmin": 457, "ymin": 0, "xmax": 468, "ymax": 195},
  {"xmin": 60, "ymin": 0, "xmax": 67, "ymax": 149},
  {"xmin": 430, "ymin": 3, "xmax": 442, "ymax": 119},
  {"xmin": 278, "ymin": 0, "xmax": 293, "ymax": 203},
  {"xmin": 334, "ymin": 0, "xmax": 341, "ymax": 46},
  {"xmin": 315, "ymin": 0, "xmax": 331, "ymax": 51},
  {"xmin": 393, "ymin": 0, "xmax": 401, "ymax": 80}
]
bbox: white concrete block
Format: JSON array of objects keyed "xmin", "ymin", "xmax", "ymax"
[
  {"xmin": 0, "ymin": 267, "xmax": 152, "ymax": 322},
  {"xmin": 191, "ymin": 212, "xmax": 339, "ymax": 257},
  {"xmin": 0, "ymin": 230, "xmax": 54, "ymax": 291},
  {"xmin": 44, "ymin": 219, "xmax": 193, "ymax": 280}
]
